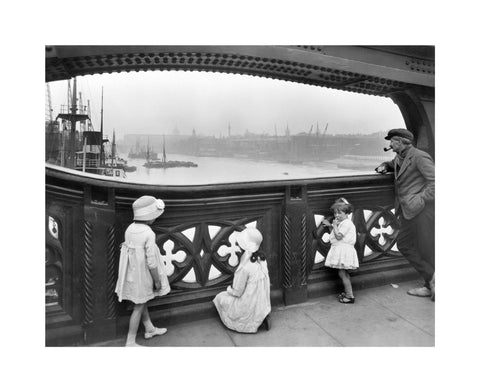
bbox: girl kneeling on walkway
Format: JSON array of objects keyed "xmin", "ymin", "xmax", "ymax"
[{"xmin": 213, "ymin": 227, "xmax": 271, "ymax": 333}]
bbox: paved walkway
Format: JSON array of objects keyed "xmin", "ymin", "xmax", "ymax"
[{"xmin": 91, "ymin": 279, "xmax": 434, "ymax": 347}]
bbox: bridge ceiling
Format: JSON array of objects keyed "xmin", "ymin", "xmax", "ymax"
[{"xmin": 46, "ymin": 45, "xmax": 434, "ymax": 97}]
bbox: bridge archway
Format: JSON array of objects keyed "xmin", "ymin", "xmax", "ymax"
[{"xmin": 46, "ymin": 45, "xmax": 434, "ymax": 157}]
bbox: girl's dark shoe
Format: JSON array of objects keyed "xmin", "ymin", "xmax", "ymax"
[
  {"xmin": 338, "ymin": 296, "xmax": 355, "ymax": 304},
  {"xmin": 262, "ymin": 315, "xmax": 271, "ymax": 331}
]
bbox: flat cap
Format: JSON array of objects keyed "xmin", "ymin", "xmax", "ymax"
[{"xmin": 385, "ymin": 128, "xmax": 414, "ymax": 141}]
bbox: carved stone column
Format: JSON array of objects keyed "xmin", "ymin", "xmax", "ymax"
[
  {"xmin": 282, "ymin": 185, "xmax": 309, "ymax": 305},
  {"xmin": 82, "ymin": 185, "xmax": 118, "ymax": 344}
]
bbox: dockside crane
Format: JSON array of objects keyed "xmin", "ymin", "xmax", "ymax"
[
  {"xmin": 45, "ymin": 83, "xmax": 53, "ymax": 130},
  {"xmin": 322, "ymin": 122, "xmax": 329, "ymax": 138},
  {"xmin": 45, "ymin": 83, "xmax": 58, "ymax": 163}
]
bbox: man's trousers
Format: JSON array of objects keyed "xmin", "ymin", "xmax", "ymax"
[{"xmin": 397, "ymin": 203, "xmax": 435, "ymax": 286}]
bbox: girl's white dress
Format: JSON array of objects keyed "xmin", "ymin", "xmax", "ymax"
[
  {"xmin": 213, "ymin": 253, "xmax": 271, "ymax": 333},
  {"xmin": 115, "ymin": 223, "xmax": 170, "ymax": 304},
  {"xmin": 325, "ymin": 218, "xmax": 359, "ymax": 270}
]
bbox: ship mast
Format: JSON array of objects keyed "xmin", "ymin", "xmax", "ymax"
[
  {"xmin": 162, "ymin": 135, "xmax": 167, "ymax": 163},
  {"xmin": 111, "ymin": 129, "xmax": 116, "ymax": 166},
  {"xmin": 68, "ymin": 79, "xmax": 78, "ymax": 168},
  {"xmin": 87, "ymin": 100, "xmax": 94, "ymax": 132},
  {"xmin": 100, "ymin": 87, "xmax": 105, "ymax": 166},
  {"xmin": 146, "ymin": 137, "xmax": 150, "ymax": 162}
]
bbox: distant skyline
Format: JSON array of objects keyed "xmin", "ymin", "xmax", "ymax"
[{"xmin": 48, "ymin": 70, "xmax": 405, "ymax": 139}]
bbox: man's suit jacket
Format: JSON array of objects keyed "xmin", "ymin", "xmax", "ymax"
[{"xmin": 383, "ymin": 146, "xmax": 435, "ymax": 220}]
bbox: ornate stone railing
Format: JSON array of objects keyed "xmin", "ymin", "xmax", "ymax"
[{"xmin": 46, "ymin": 164, "xmax": 413, "ymax": 345}]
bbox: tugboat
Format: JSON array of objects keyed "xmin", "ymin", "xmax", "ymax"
[
  {"xmin": 105, "ymin": 130, "xmax": 137, "ymax": 173},
  {"xmin": 143, "ymin": 135, "xmax": 198, "ymax": 168},
  {"xmin": 55, "ymin": 79, "xmax": 126, "ymax": 178}
]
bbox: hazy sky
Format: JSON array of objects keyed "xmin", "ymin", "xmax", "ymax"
[{"xmin": 48, "ymin": 70, "xmax": 405, "ymax": 140}]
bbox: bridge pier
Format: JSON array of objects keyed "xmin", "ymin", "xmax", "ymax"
[{"xmin": 390, "ymin": 88, "xmax": 435, "ymax": 159}]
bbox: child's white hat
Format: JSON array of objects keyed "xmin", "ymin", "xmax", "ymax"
[
  {"xmin": 237, "ymin": 227, "xmax": 263, "ymax": 252},
  {"xmin": 133, "ymin": 195, "xmax": 165, "ymax": 221}
]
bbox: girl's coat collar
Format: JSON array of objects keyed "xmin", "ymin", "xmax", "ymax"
[{"xmin": 128, "ymin": 222, "xmax": 151, "ymax": 233}]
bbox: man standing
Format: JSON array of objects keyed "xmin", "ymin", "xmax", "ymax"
[{"xmin": 376, "ymin": 128, "xmax": 435, "ymax": 301}]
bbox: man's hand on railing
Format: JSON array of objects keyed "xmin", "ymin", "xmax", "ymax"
[{"xmin": 375, "ymin": 165, "xmax": 388, "ymax": 174}]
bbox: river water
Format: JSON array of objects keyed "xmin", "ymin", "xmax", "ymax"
[{"xmin": 120, "ymin": 153, "xmax": 378, "ymax": 185}]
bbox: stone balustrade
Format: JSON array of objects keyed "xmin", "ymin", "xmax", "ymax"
[{"xmin": 46, "ymin": 164, "xmax": 415, "ymax": 345}]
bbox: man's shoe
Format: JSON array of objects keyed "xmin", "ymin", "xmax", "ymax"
[
  {"xmin": 144, "ymin": 327, "xmax": 167, "ymax": 339},
  {"xmin": 430, "ymin": 274, "xmax": 435, "ymax": 301},
  {"xmin": 407, "ymin": 287, "xmax": 431, "ymax": 297}
]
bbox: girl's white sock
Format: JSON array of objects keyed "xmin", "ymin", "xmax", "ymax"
[
  {"xmin": 143, "ymin": 319, "xmax": 155, "ymax": 333},
  {"xmin": 126, "ymin": 333, "xmax": 137, "ymax": 346}
]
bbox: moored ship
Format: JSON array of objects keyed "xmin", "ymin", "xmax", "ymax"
[
  {"xmin": 48, "ymin": 79, "xmax": 133, "ymax": 179},
  {"xmin": 143, "ymin": 135, "xmax": 198, "ymax": 169}
]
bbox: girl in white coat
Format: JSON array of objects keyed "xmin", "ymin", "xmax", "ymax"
[
  {"xmin": 115, "ymin": 195, "xmax": 171, "ymax": 346},
  {"xmin": 213, "ymin": 228, "xmax": 271, "ymax": 333}
]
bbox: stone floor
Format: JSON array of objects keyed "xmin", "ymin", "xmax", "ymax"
[{"xmin": 91, "ymin": 279, "xmax": 434, "ymax": 347}]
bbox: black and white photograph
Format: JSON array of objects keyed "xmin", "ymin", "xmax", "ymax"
[
  {"xmin": 45, "ymin": 44, "xmax": 435, "ymax": 348},
  {"xmin": 3, "ymin": 1, "xmax": 478, "ymax": 391}
]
